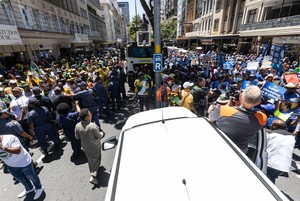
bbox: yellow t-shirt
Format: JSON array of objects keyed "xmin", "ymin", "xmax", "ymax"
[{"xmin": 181, "ymin": 90, "xmax": 193, "ymax": 111}]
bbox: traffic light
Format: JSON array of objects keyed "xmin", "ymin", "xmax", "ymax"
[{"xmin": 137, "ymin": 31, "xmax": 151, "ymax": 47}]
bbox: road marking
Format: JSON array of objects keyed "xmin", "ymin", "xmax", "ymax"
[{"xmin": 296, "ymin": 175, "xmax": 300, "ymax": 179}]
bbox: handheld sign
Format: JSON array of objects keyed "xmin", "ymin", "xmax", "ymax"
[
  {"xmin": 153, "ymin": 54, "xmax": 163, "ymax": 72},
  {"xmin": 262, "ymin": 82, "xmax": 286, "ymax": 101},
  {"xmin": 241, "ymin": 81, "xmax": 259, "ymax": 90}
]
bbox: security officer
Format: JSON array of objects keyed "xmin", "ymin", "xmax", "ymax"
[
  {"xmin": 0, "ymin": 107, "xmax": 33, "ymax": 148},
  {"xmin": 73, "ymin": 81, "xmax": 101, "ymax": 129},
  {"xmin": 27, "ymin": 97, "xmax": 61, "ymax": 155},
  {"xmin": 56, "ymin": 103, "xmax": 82, "ymax": 160}
]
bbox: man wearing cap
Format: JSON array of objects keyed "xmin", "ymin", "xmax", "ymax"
[
  {"xmin": 53, "ymin": 87, "xmax": 73, "ymax": 110},
  {"xmin": 21, "ymin": 84, "xmax": 33, "ymax": 98},
  {"xmin": 0, "ymin": 87, "xmax": 12, "ymax": 107},
  {"xmin": 210, "ymin": 86, "xmax": 267, "ymax": 153},
  {"xmin": 27, "ymin": 97, "xmax": 61, "ymax": 155},
  {"xmin": 181, "ymin": 81, "xmax": 198, "ymax": 114},
  {"xmin": 0, "ymin": 134, "xmax": 44, "ymax": 200},
  {"xmin": 92, "ymin": 76, "xmax": 110, "ymax": 116},
  {"xmin": 10, "ymin": 87, "xmax": 30, "ymax": 132},
  {"xmin": 73, "ymin": 81, "xmax": 101, "ymax": 129},
  {"xmin": 283, "ymin": 82, "xmax": 299, "ymax": 101},
  {"xmin": 191, "ymin": 77, "xmax": 208, "ymax": 117},
  {"xmin": 25, "ymin": 72, "xmax": 39, "ymax": 88}
]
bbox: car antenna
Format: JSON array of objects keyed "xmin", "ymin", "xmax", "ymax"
[
  {"xmin": 160, "ymin": 84, "xmax": 167, "ymax": 124},
  {"xmin": 182, "ymin": 179, "xmax": 191, "ymax": 200},
  {"xmin": 160, "ymin": 101, "xmax": 165, "ymax": 124}
]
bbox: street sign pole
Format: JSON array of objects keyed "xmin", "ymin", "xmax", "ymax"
[{"xmin": 154, "ymin": 0, "xmax": 161, "ymax": 109}]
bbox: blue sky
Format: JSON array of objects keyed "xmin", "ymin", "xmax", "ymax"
[{"xmin": 118, "ymin": 0, "xmax": 144, "ymax": 22}]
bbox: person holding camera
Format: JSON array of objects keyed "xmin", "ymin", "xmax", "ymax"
[{"xmin": 209, "ymin": 86, "xmax": 267, "ymax": 153}]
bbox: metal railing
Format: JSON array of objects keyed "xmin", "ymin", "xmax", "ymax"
[{"xmin": 240, "ymin": 15, "xmax": 300, "ymax": 31}]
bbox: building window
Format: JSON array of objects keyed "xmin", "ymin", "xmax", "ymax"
[
  {"xmin": 32, "ymin": 9, "xmax": 43, "ymax": 30},
  {"xmin": 1, "ymin": 3, "xmax": 16, "ymax": 25},
  {"xmin": 214, "ymin": 19, "xmax": 219, "ymax": 31},
  {"xmin": 247, "ymin": 9, "xmax": 257, "ymax": 23},
  {"xmin": 44, "ymin": 12, "xmax": 52, "ymax": 31},
  {"xmin": 216, "ymin": 0, "xmax": 222, "ymax": 12},
  {"xmin": 19, "ymin": 6, "xmax": 33, "ymax": 28}
]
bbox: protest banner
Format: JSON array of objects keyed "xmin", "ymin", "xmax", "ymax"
[
  {"xmin": 261, "ymin": 82, "xmax": 286, "ymax": 101},
  {"xmin": 246, "ymin": 62, "xmax": 259, "ymax": 71}
]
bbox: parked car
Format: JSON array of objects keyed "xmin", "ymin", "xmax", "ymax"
[{"xmin": 103, "ymin": 107, "xmax": 288, "ymax": 201}]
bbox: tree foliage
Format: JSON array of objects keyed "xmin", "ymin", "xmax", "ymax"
[
  {"xmin": 128, "ymin": 15, "xmax": 141, "ymax": 42},
  {"xmin": 161, "ymin": 18, "xmax": 177, "ymax": 42}
]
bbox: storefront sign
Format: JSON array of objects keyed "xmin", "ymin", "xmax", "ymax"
[
  {"xmin": 273, "ymin": 36, "xmax": 300, "ymax": 44},
  {"xmin": 74, "ymin": 33, "xmax": 89, "ymax": 42},
  {"xmin": 0, "ymin": 25, "xmax": 22, "ymax": 45}
]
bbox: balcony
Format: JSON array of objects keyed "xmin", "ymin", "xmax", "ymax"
[
  {"xmin": 240, "ymin": 15, "xmax": 300, "ymax": 31},
  {"xmin": 185, "ymin": 31, "xmax": 210, "ymax": 38}
]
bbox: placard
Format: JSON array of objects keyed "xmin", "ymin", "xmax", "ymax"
[{"xmin": 261, "ymin": 82, "xmax": 286, "ymax": 101}]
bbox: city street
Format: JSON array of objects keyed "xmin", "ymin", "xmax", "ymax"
[
  {"xmin": 0, "ymin": 94, "xmax": 141, "ymax": 201},
  {"xmin": 1, "ymin": 94, "xmax": 300, "ymax": 201}
]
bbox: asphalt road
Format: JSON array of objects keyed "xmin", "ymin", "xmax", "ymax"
[
  {"xmin": 1, "ymin": 93, "xmax": 300, "ymax": 201},
  {"xmin": 1, "ymin": 94, "xmax": 140, "ymax": 201}
]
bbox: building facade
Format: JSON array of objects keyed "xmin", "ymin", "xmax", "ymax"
[
  {"xmin": 0, "ymin": 0, "xmax": 127, "ymax": 66},
  {"xmin": 165, "ymin": 0, "xmax": 178, "ymax": 20},
  {"xmin": 177, "ymin": 0, "xmax": 300, "ymax": 54},
  {"xmin": 100, "ymin": 0, "xmax": 127, "ymax": 44},
  {"xmin": 117, "ymin": 1, "xmax": 130, "ymax": 25}
]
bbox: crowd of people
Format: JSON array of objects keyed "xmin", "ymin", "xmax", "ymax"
[
  {"xmin": 0, "ymin": 46, "xmax": 300, "ymax": 198},
  {"xmin": 134, "ymin": 48, "xmax": 300, "ymax": 184},
  {"xmin": 0, "ymin": 48, "xmax": 128, "ymax": 198}
]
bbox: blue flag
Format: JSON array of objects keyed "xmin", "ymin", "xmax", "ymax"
[{"xmin": 260, "ymin": 41, "xmax": 270, "ymax": 64}]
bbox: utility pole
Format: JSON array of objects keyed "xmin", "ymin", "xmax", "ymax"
[{"xmin": 154, "ymin": 0, "xmax": 161, "ymax": 108}]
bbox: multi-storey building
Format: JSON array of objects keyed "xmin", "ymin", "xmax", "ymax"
[
  {"xmin": 0, "ymin": 0, "xmax": 126, "ymax": 65},
  {"xmin": 177, "ymin": 0, "xmax": 300, "ymax": 54},
  {"xmin": 165, "ymin": 0, "xmax": 178, "ymax": 20},
  {"xmin": 239, "ymin": 0, "xmax": 300, "ymax": 55},
  {"xmin": 100, "ymin": 0, "xmax": 127, "ymax": 44},
  {"xmin": 117, "ymin": 1, "xmax": 130, "ymax": 25}
]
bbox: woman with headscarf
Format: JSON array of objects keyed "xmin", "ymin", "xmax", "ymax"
[{"xmin": 75, "ymin": 108, "xmax": 104, "ymax": 185}]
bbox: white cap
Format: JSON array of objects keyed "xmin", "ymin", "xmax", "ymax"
[
  {"xmin": 9, "ymin": 80, "xmax": 17, "ymax": 84},
  {"xmin": 183, "ymin": 81, "xmax": 194, "ymax": 89}
]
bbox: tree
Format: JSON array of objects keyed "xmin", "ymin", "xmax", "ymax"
[
  {"xmin": 161, "ymin": 18, "xmax": 177, "ymax": 42},
  {"xmin": 128, "ymin": 15, "xmax": 141, "ymax": 42}
]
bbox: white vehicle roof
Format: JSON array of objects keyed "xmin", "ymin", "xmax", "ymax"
[{"xmin": 105, "ymin": 107, "xmax": 288, "ymax": 201}]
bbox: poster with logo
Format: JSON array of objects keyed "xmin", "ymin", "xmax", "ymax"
[{"xmin": 262, "ymin": 82, "xmax": 286, "ymax": 101}]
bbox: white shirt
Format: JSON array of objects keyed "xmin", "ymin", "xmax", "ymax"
[
  {"xmin": 267, "ymin": 132, "xmax": 295, "ymax": 172},
  {"xmin": 0, "ymin": 135, "xmax": 32, "ymax": 167},
  {"xmin": 9, "ymin": 95, "xmax": 29, "ymax": 120}
]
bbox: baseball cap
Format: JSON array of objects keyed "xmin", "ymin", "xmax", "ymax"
[
  {"xmin": 260, "ymin": 103, "xmax": 275, "ymax": 113},
  {"xmin": 28, "ymin": 97, "xmax": 40, "ymax": 104},
  {"xmin": 183, "ymin": 81, "xmax": 194, "ymax": 89}
]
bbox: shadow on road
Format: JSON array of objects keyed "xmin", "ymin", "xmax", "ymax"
[
  {"xmin": 92, "ymin": 166, "xmax": 110, "ymax": 190},
  {"xmin": 42, "ymin": 146, "xmax": 65, "ymax": 163},
  {"xmin": 23, "ymin": 190, "xmax": 46, "ymax": 201}
]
